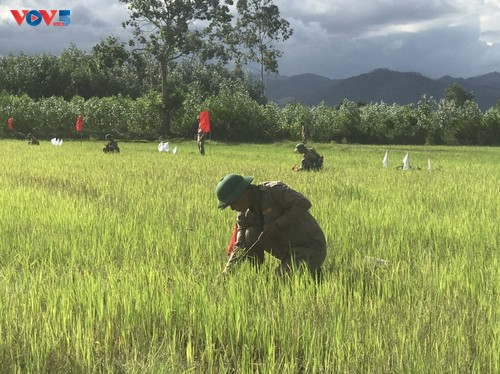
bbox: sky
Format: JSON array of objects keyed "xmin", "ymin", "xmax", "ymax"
[{"xmin": 1, "ymin": 0, "xmax": 500, "ymax": 79}]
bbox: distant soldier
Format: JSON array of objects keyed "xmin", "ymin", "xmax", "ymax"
[
  {"xmin": 300, "ymin": 124, "xmax": 307, "ymax": 144},
  {"xmin": 27, "ymin": 133, "xmax": 40, "ymax": 145},
  {"xmin": 293, "ymin": 143, "xmax": 324, "ymax": 171},
  {"xmin": 196, "ymin": 121, "xmax": 207, "ymax": 155},
  {"xmin": 103, "ymin": 134, "xmax": 120, "ymax": 153},
  {"xmin": 197, "ymin": 111, "xmax": 210, "ymax": 155}
]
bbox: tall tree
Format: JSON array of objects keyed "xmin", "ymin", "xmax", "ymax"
[
  {"xmin": 234, "ymin": 0, "xmax": 293, "ymax": 98},
  {"xmin": 59, "ymin": 45, "xmax": 94, "ymax": 99},
  {"xmin": 444, "ymin": 83, "xmax": 476, "ymax": 107},
  {"xmin": 92, "ymin": 36, "xmax": 130, "ymax": 70},
  {"xmin": 120, "ymin": 0, "xmax": 233, "ymax": 136}
]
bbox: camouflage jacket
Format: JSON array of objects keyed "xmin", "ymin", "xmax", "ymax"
[
  {"xmin": 234, "ymin": 182, "xmax": 325, "ymax": 260},
  {"xmin": 299, "ymin": 148, "xmax": 322, "ymax": 170}
]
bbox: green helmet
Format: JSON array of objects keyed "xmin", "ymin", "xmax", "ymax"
[
  {"xmin": 295, "ymin": 143, "xmax": 307, "ymax": 152},
  {"xmin": 105, "ymin": 134, "xmax": 111, "ymax": 140},
  {"xmin": 215, "ymin": 174, "xmax": 254, "ymax": 209}
]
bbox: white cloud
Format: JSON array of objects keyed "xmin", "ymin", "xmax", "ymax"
[{"xmin": 479, "ymin": 4, "xmax": 500, "ymax": 44}]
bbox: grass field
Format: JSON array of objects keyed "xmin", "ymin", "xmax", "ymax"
[{"xmin": 0, "ymin": 139, "xmax": 499, "ymax": 373}]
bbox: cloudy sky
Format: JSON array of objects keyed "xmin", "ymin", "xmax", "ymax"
[{"xmin": 1, "ymin": 0, "xmax": 500, "ymax": 79}]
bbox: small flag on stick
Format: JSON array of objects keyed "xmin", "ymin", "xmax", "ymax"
[
  {"xmin": 382, "ymin": 150, "xmax": 389, "ymax": 168},
  {"xmin": 199, "ymin": 110, "xmax": 211, "ymax": 133},
  {"xmin": 227, "ymin": 224, "xmax": 238, "ymax": 256},
  {"xmin": 75, "ymin": 115, "xmax": 83, "ymax": 132},
  {"xmin": 402, "ymin": 153, "xmax": 410, "ymax": 170},
  {"xmin": 158, "ymin": 141, "xmax": 170, "ymax": 152}
]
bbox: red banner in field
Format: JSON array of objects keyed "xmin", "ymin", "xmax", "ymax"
[
  {"xmin": 7, "ymin": 117, "xmax": 13, "ymax": 130},
  {"xmin": 199, "ymin": 110, "xmax": 210, "ymax": 133},
  {"xmin": 227, "ymin": 224, "xmax": 238, "ymax": 256},
  {"xmin": 75, "ymin": 115, "xmax": 83, "ymax": 132}
]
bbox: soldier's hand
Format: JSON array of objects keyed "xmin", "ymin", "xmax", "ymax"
[
  {"xmin": 223, "ymin": 246, "xmax": 245, "ymax": 273},
  {"xmin": 261, "ymin": 223, "xmax": 278, "ymax": 241}
]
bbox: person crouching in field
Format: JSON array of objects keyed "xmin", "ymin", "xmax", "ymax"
[
  {"xmin": 293, "ymin": 143, "xmax": 324, "ymax": 171},
  {"xmin": 216, "ymin": 173, "xmax": 327, "ymax": 281},
  {"xmin": 103, "ymin": 134, "xmax": 120, "ymax": 153},
  {"xmin": 27, "ymin": 133, "xmax": 40, "ymax": 145}
]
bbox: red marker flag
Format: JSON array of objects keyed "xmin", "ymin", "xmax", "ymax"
[
  {"xmin": 75, "ymin": 115, "xmax": 83, "ymax": 132},
  {"xmin": 7, "ymin": 117, "xmax": 13, "ymax": 130},
  {"xmin": 227, "ymin": 224, "xmax": 238, "ymax": 256},
  {"xmin": 199, "ymin": 110, "xmax": 210, "ymax": 133}
]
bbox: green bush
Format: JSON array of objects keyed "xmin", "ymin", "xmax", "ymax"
[{"xmin": 1, "ymin": 91, "xmax": 497, "ymax": 145}]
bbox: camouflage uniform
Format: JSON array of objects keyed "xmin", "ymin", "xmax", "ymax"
[
  {"xmin": 27, "ymin": 133, "xmax": 40, "ymax": 145},
  {"xmin": 229, "ymin": 182, "xmax": 326, "ymax": 279},
  {"xmin": 295, "ymin": 143, "xmax": 323, "ymax": 171},
  {"xmin": 103, "ymin": 135, "xmax": 120, "ymax": 153},
  {"xmin": 197, "ymin": 128, "xmax": 206, "ymax": 155}
]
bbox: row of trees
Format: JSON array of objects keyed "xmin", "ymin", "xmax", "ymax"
[
  {"xmin": 0, "ymin": 41, "xmax": 155, "ymax": 100},
  {"xmin": 119, "ymin": 0, "xmax": 292, "ymax": 135},
  {"xmin": 1, "ymin": 0, "xmax": 293, "ymax": 132},
  {"xmin": 0, "ymin": 44, "xmax": 264, "ymax": 106},
  {"xmin": 2, "ymin": 89, "xmax": 500, "ymax": 145},
  {"xmin": 1, "ymin": 0, "xmax": 499, "ymax": 145}
]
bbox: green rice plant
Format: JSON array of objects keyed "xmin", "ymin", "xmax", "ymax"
[{"xmin": 0, "ymin": 139, "xmax": 498, "ymax": 373}]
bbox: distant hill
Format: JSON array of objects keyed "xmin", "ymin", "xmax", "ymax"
[{"xmin": 264, "ymin": 68, "xmax": 500, "ymax": 111}]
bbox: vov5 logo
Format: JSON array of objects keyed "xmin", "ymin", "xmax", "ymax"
[{"xmin": 11, "ymin": 9, "xmax": 70, "ymax": 27}]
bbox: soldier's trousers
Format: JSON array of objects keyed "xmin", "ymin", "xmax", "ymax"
[{"xmin": 244, "ymin": 226, "xmax": 327, "ymax": 281}]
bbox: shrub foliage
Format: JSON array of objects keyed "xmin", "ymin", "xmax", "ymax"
[{"xmin": 2, "ymin": 89, "xmax": 500, "ymax": 145}]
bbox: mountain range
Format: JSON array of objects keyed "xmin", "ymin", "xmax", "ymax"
[{"xmin": 264, "ymin": 68, "xmax": 500, "ymax": 112}]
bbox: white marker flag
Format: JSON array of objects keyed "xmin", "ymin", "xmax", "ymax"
[
  {"xmin": 158, "ymin": 141, "xmax": 170, "ymax": 152},
  {"xmin": 402, "ymin": 153, "xmax": 410, "ymax": 170},
  {"xmin": 51, "ymin": 138, "xmax": 63, "ymax": 146},
  {"xmin": 172, "ymin": 145, "xmax": 178, "ymax": 154},
  {"xmin": 383, "ymin": 150, "xmax": 389, "ymax": 168}
]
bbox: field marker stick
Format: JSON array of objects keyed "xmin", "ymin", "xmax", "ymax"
[{"xmin": 222, "ymin": 232, "xmax": 263, "ymax": 274}]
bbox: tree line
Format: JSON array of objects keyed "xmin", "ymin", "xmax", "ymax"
[
  {"xmin": 1, "ymin": 0, "xmax": 500, "ymax": 145},
  {"xmin": 2, "ymin": 79, "xmax": 500, "ymax": 145}
]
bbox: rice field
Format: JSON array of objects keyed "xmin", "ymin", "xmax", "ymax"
[{"xmin": 0, "ymin": 139, "xmax": 499, "ymax": 373}]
